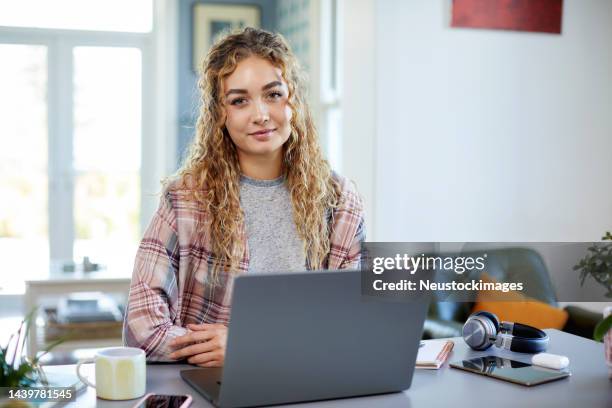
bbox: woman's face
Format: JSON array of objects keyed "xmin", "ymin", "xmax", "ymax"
[{"xmin": 223, "ymin": 56, "xmax": 292, "ymax": 161}]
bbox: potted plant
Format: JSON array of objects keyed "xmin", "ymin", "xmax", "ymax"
[
  {"xmin": 1, "ymin": 310, "xmax": 64, "ymax": 407},
  {"xmin": 573, "ymin": 231, "xmax": 612, "ymax": 378}
]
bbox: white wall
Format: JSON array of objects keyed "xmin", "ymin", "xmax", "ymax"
[
  {"xmin": 340, "ymin": 0, "xmax": 376, "ymax": 234},
  {"xmin": 370, "ymin": 0, "xmax": 612, "ymax": 242}
]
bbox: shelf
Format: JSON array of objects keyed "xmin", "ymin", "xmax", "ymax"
[
  {"xmin": 25, "ymin": 277, "xmax": 130, "ymax": 358},
  {"xmin": 49, "ymin": 338, "xmax": 123, "ymax": 352}
]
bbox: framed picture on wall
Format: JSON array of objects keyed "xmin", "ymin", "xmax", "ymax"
[
  {"xmin": 192, "ymin": 3, "xmax": 262, "ymax": 73},
  {"xmin": 451, "ymin": 0, "xmax": 563, "ymax": 34}
]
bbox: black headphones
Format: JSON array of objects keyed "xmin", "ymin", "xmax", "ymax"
[{"xmin": 462, "ymin": 311, "xmax": 549, "ymax": 353}]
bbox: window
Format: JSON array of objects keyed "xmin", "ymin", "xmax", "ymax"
[
  {"xmin": 0, "ymin": 3, "xmax": 154, "ymax": 293},
  {"xmin": 320, "ymin": 0, "xmax": 342, "ymax": 171},
  {"xmin": 0, "ymin": 44, "xmax": 49, "ymax": 288},
  {"xmin": 0, "ymin": 0, "xmax": 152, "ymax": 32},
  {"xmin": 72, "ymin": 47, "xmax": 142, "ymax": 263}
]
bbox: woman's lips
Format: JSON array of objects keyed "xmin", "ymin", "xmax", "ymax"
[{"xmin": 249, "ymin": 129, "xmax": 275, "ymax": 141}]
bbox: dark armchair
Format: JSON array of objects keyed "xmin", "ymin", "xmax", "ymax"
[{"xmin": 423, "ymin": 248, "xmax": 601, "ymax": 340}]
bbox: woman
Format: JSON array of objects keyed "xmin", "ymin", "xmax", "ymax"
[{"xmin": 123, "ymin": 27, "xmax": 365, "ymax": 367}]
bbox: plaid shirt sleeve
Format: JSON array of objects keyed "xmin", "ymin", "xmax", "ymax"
[
  {"xmin": 340, "ymin": 215, "xmax": 366, "ymax": 270},
  {"xmin": 328, "ymin": 175, "xmax": 366, "ymax": 270},
  {"xmin": 122, "ymin": 192, "xmax": 188, "ymax": 361}
]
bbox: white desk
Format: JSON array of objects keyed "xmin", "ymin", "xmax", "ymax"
[{"xmin": 43, "ymin": 329, "xmax": 611, "ymax": 407}]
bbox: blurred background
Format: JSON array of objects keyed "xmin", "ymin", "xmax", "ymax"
[{"xmin": 0, "ymin": 0, "xmax": 610, "ymax": 361}]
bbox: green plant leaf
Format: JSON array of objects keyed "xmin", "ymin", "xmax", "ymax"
[
  {"xmin": 575, "ymin": 235, "xmax": 612, "ymax": 294},
  {"xmin": 594, "ymin": 314, "xmax": 612, "ymax": 342},
  {"xmin": 32, "ymin": 334, "xmax": 70, "ymax": 365},
  {"xmin": 0, "ymin": 307, "xmax": 48, "ymax": 387}
]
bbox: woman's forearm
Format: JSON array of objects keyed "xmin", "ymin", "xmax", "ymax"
[{"xmin": 123, "ymin": 315, "xmax": 188, "ymax": 361}]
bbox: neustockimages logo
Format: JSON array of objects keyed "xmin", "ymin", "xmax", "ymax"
[{"xmin": 372, "ymin": 253, "xmax": 487, "ymax": 275}]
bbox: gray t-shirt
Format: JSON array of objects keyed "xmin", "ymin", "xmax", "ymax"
[{"xmin": 240, "ymin": 174, "xmax": 306, "ymax": 274}]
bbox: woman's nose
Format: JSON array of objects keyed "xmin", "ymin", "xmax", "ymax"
[{"xmin": 252, "ymin": 100, "xmax": 270, "ymax": 124}]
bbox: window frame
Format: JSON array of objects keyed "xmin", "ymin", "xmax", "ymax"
[
  {"xmin": 319, "ymin": 0, "xmax": 342, "ymax": 171},
  {"xmin": 0, "ymin": 20, "xmax": 172, "ymax": 270}
]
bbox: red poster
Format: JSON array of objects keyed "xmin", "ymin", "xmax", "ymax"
[{"xmin": 451, "ymin": 0, "xmax": 563, "ymax": 34}]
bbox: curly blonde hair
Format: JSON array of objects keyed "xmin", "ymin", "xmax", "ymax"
[{"xmin": 173, "ymin": 27, "xmax": 339, "ymax": 281}]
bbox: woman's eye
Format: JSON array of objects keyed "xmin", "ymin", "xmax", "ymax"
[
  {"xmin": 268, "ymin": 91, "xmax": 283, "ymax": 100},
  {"xmin": 230, "ymin": 97, "xmax": 247, "ymax": 106}
]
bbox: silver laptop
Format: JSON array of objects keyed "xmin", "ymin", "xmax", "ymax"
[{"xmin": 180, "ymin": 270, "xmax": 427, "ymax": 408}]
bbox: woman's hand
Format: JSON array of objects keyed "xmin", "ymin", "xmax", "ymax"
[{"xmin": 169, "ymin": 323, "xmax": 228, "ymax": 367}]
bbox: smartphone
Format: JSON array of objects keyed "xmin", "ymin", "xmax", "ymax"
[
  {"xmin": 450, "ymin": 356, "xmax": 570, "ymax": 386},
  {"xmin": 133, "ymin": 393, "xmax": 193, "ymax": 408}
]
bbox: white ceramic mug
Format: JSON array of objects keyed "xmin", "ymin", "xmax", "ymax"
[{"xmin": 76, "ymin": 347, "xmax": 146, "ymax": 400}]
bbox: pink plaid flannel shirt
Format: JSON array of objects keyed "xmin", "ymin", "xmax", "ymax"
[{"xmin": 123, "ymin": 174, "xmax": 365, "ymax": 360}]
